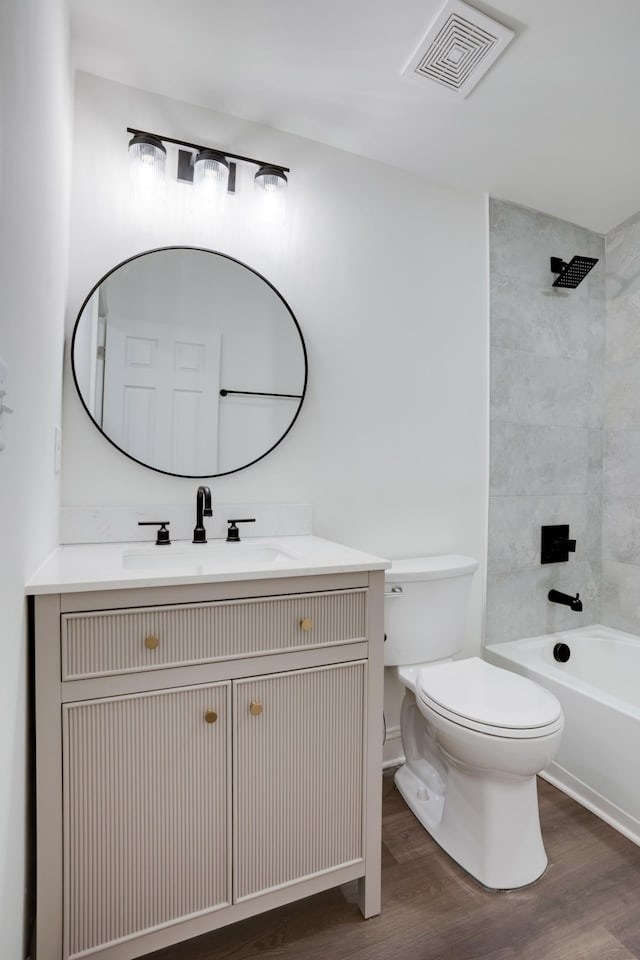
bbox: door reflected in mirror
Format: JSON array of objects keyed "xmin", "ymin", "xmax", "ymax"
[{"xmin": 71, "ymin": 247, "xmax": 307, "ymax": 477}]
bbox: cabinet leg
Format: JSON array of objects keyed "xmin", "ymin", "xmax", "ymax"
[{"xmin": 357, "ymin": 874, "xmax": 381, "ymax": 919}]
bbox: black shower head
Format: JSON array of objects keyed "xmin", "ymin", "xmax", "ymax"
[{"xmin": 550, "ymin": 255, "xmax": 599, "ymax": 288}]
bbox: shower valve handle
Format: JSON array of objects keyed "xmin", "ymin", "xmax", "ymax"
[{"xmin": 554, "ymin": 538, "xmax": 576, "ymax": 552}]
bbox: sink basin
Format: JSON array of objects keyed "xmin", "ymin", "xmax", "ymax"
[{"xmin": 122, "ymin": 540, "xmax": 300, "ymax": 571}]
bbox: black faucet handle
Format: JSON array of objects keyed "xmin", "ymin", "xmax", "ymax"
[
  {"xmin": 554, "ymin": 537, "xmax": 576, "ymax": 552},
  {"xmin": 226, "ymin": 518, "xmax": 256, "ymax": 542},
  {"xmin": 138, "ymin": 521, "xmax": 171, "ymax": 545}
]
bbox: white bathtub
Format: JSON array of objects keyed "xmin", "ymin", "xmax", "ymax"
[{"xmin": 485, "ymin": 624, "xmax": 640, "ymax": 846}]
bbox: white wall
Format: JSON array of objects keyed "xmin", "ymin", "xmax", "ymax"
[
  {"xmin": 63, "ymin": 73, "xmax": 489, "ymax": 756},
  {"xmin": 0, "ymin": 1, "xmax": 72, "ymax": 955}
]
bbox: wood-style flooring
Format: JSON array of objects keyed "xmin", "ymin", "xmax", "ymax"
[{"xmin": 146, "ymin": 772, "xmax": 640, "ymax": 960}]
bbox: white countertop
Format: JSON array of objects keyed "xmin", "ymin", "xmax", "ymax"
[{"xmin": 25, "ymin": 535, "xmax": 390, "ymax": 595}]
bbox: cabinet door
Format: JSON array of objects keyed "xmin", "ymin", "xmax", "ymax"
[
  {"xmin": 233, "ymin": 662, "xmax": 365, "ymax": 902},
  {"xmin": 63, "ymin": 682, "xmax": 230, "ymax": 959}
]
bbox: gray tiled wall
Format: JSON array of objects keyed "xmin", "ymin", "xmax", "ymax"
[
  {"xmin": 602, "ymin": 212, "xmax": 640, "ymax": 632},
  {"xmin": 486, "ymin": 199, "xmax": 605, "ymax": 644}
]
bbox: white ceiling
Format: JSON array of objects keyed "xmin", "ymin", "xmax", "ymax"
[{"xmin": 70, "ymin": 0, "xmax": 640, "ymax": 234}]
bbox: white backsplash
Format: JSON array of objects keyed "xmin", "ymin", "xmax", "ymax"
[{"xmin": 60, "ymin": 503, "xmax": 312, "ymax": 545}]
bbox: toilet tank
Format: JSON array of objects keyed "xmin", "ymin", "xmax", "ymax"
[{"xmin": 384, "ymin": 555, "xmax": 478, "ymax": 666}]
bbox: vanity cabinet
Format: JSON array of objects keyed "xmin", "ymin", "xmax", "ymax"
[{"xmin": 33, "ymin": 570, "xmax": 384, "ymax": 960}]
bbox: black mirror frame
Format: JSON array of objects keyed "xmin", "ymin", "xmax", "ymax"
[{"xmin": 70, "ymin": 246, "xmax": 308, "ymax": 478}]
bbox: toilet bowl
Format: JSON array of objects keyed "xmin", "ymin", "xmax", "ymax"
[{"xmin": 385, "ymin": 556, "xmax": 564, "ymax": 890}]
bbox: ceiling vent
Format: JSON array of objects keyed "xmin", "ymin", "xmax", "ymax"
[{"xmin": 403, "ymin": 0, "xmax": 515, "ymax": 99}]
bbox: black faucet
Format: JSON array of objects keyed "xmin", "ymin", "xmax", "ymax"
[
  {"xmin": 548, "ymin": 589, "xmax": 583, "ymax": 612},
  {"xmin": 193, "ymin": 486, "xmax": 213, "ymax": 543}
]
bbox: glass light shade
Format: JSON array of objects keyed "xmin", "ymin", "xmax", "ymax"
[
  {"xmin": 193, "ymin": 149, "xmax": 229, "ymax": 200},
  {"xmin": 128, "ymin": 134, "xmax": 166, "ymax": 190},
  {"xmin": 254, "ymin": 165, "xmax": 288, "ymax": 192}
]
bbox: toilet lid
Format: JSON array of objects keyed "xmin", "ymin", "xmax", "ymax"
[
  {"xmin": 385, "ymin": 554, "xmax": 478, "ymax": 582},
  {"xmin": 417, "ymin": 658, "xmax": 562, "ymax": 732}
]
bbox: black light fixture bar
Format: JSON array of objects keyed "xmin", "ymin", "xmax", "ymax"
[
  {"xmin": 126, "ymin": 127, "xmax": 290, "ymax": 174},
  {"xmin": 220, "ymin": 389, "xmax": 302, "ymax": 399}
]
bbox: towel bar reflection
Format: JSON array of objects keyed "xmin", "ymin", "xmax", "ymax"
[{"xmin": 219, "ymin": 389, "xmax": 302, "ymax": 399}]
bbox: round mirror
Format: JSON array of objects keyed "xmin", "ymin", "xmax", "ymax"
[{"xmin": 71, "ymin": 247, "xmax": 307, "ymax": 477}]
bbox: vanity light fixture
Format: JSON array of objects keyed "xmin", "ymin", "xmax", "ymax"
[
  {"xmin": 254, "ymin": 165, "xmax": 288, "ymax": 192},
  {"xmin": 127, "ymin": 132, "xmax": 166, "ymax": 186},
  {"xmin": 194, "ymin": 149, "xmax": 230, "ymax": 187},
  {"xmin": 127, "ymin": 127, "xmax": 289, "ymax": 196}
]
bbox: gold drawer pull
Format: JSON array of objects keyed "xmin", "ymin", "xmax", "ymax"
[
  {"xmin": 249, "ymin": 701, "xmax": 263, "ymax": 717},
  {"xmin": 204, "ymin": 709, "xmax": 218, "ymax": 724},
  {"xmin": 299, "ymin": 618, "xmax": 314, "ymax": 632},
  {"xmin": 144, "ymin": 634, "xmax": 159, "ymax": 650}
]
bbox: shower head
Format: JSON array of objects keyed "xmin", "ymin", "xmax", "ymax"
[{"xmin": 550, "ymin": 255, "xmax": 599, "ymax": 289}]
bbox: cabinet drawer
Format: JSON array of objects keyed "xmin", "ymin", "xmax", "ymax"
[{"xmin": 62, "ymin": 589, "xmax": 367, "ymax": 680}]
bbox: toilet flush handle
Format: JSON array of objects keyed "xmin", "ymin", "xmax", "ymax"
[{"xmin": 384, "ymin": 585, "xmax": 404, "ymax": 598}]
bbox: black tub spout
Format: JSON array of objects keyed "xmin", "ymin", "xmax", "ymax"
[{"xmin": 548, "ymin": 589, "xmax": 583, "ymax": 612}]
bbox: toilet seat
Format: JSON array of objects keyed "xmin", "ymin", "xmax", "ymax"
[{"xmin": 416, "ymin": 657, "xmax": 563, "ymax": 739}]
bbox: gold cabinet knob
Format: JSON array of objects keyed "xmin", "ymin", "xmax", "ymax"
[
  {"xmin": 144, "ymin": 634, "xmax": 159, "ymax": 650},
  {"xmin": 249, "ymin": 701, "xmax": 263, "ymax": 717},
  {"xmin": 299, "ymin": 618, "xmax": 313, "ymax": 632},
  {"xmin": 204, "ymin": 709, "xmax": 218, "ymax": 724}
]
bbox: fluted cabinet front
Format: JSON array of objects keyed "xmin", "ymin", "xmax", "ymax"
[
  {"xmin": 34, "ymin": 573, "xmax": 382, "ymax": 960},
  {"xmin": 62, "ymin": 590, "xmax": 367, "ymax": 679},
  {"xmin": 63, "ymin": 682, "xmax": 231, "ymax": 960},
  {"xmin": 233, "ymin": 662, "xmax": 366, "ymax": 901}
]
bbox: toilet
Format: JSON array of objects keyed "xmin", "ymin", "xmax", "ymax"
[{"xmin": 385, "ymin": 555, "xmax": 563, "ymax": 890}]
